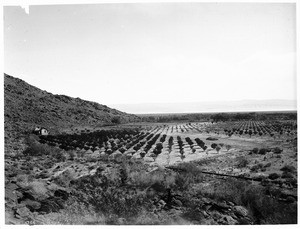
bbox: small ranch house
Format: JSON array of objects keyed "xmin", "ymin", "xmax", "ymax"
[{"xmin": 33, "ymin": 127, "xmax": 49, "ymax": 135}]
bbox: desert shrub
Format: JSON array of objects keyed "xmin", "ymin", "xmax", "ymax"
[
  {"xmin": 250, "ymin": 165, "xmax": 259, "ymax": 172},
  {"xmin": 268, "ymin": 173, "xmax": 280, "ymax": 180},
  {"xmin": 198, "ymin": 178, "xmax": 297, "ymax": 224},
  {"xmin": 94, "ymin": 187, "xmax": 149, "ymax": 221},
  {"xmin": 226, "ymin": 145, "xmax": 232, "ymax": 151},
  {"xmin": 71, "ymin": 163, "xmax": 153, "ymax": 223},
  {"xmin": 252, "ymin": 148, "xmax": 259, "ymax": 154},
  {"xmin": 35, "ymin": 197, "xmax": 105, "ymax": 225},
  {"xmin": 199, "ymin": 178, "xmax": 248, "ymax": 204},
  {"xmin": 111, "ymin": 116, "xmax": 121, "ymax": 124},
  {"xmin": 240, "ymin": 185, "xmax": 297, "ymax": 224},
  {"xmin": 280, "ymin": 165, "xmax": 296, "ymax": 173},
  {"xmin": 52, "ymin": 150, "xmax": 66, "ymax": 162},
  {"xmin": 273, "ymin": 147, "xmax": 282, "ymax": 154},
  {"xmin": 236, "ymin": 156, "xmax": 249, "ymax": 168},
  {"xmin": 215, "ymin": 146, "xmax": 221, "ymax": 153},
  {"xmin": 23, "ymin": 137, "xmax": 53, "ymax": 157},
  {"xmin": 53, "ymin": 169, "xmax": 74, "ymax": 187},
  {"xmin": 119, "ymin": 147, "xmax": 126, "ymax": 154},
  {"xmin": 175, "ymin": 162, "xmax": 200, "ymax": 174},
  {"xmin": 206, "ymin": 137, "xmax": 218, "ymax": 141},
  {"xmin": 211, "ymin": 143, "xmax": 217, "ymax": 149},
  {"xmin": 128, "ymin": 170, "xmax": 165, "ymax": 188},
  {"xmin": 258, "ymin": 148, "xmax": 267, "ymax": 155},
  {"xmin": 281, "ymin": 171, "xmax": 294, "ymax": 179},
  {"xmin": 121, "ymin": 160, "xmax": 174, "ymax": 189},
  {"xmin": 173, "ymin": 163, "xmax": 203, "ymax": 191},
  {"xmin": 69, "ymin": 151, "xmax": 75, "ymax": 160},
  {"xmin": 23, "ymin": 137, "xmax": 65, "ymax": 160}
]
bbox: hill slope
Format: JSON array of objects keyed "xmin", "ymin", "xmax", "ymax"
[{"xmin": 4, "ymin": 73, "xmax": 140, "ymax": 138}]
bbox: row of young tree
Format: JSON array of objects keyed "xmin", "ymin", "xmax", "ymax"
[{"xmin": 139, "ymin": 112, "xmax": 296, "ymax": 123}]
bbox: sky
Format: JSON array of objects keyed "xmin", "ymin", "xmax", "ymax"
[{"xmin": 4, "ymin": 2, "xmax": 297, "ymax": 111}]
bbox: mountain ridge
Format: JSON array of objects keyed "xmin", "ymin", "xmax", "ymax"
[{"xmin": 4, "ymin": 73, "xmax": 140, "ymax": 137}]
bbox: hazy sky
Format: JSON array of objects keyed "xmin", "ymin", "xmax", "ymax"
[{"xmin": 4, "ymin": 3, "xmax": 296, "ymax": 107}]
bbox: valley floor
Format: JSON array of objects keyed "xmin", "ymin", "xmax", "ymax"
[{"xmin": 4, "ymin": 121, "xmax": 298, "ymax": 225}]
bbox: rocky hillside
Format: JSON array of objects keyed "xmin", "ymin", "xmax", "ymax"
[{"xmin": 4, "ymin": 73, "xmax": 140, "ymax": 154}]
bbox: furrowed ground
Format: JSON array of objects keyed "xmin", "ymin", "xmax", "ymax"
[{"xmin": 5, "ymin": 119, "xmax": 297, "ymax": 225}]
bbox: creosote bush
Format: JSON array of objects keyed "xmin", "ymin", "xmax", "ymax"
[
  {"xmin": 23, "ymin": 135, "xmax": 63, "ymax": 159},
  {"xmin": 252, "ymin": 148, "xmax": 259, "ymax": 154},
  {"xmin": 273, "ymin": 147, "xmax": 282, "ymax": 154},
  {"xmin": 197, "ymin": 178, "xmax": 297, "ymax": 224},
  {"xmin": 236, "ymin": 156, "xmax": 249, "ymax": 168}
]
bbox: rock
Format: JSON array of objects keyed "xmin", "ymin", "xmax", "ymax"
[
  {"xmin": 212, "ymin": 211, "xmax": 223, "ymax": 221},
  {"xmin": 223, "ymin": 215, "xmax": 238, "ymax": 225},
  {"xmin": 217, "ymin": 202, "xmax": 230, "ymax": 209},
  {"xmin": 5, "ymin": 188, "xmax": 18, "ymax": 202},
  {"xmin": 227, "ymin": 201, "xmax": 235, "ymax": 206},
  {"xmin": 5, "ymin": 210, "xmax": 25, "ymax": 224},
  {"xmin": 16, "ymin": 206, "xmax": 31, "ymax": 218},
  {"xmin": 202, "ymin": 197, "xmax": 211, "ymax": 204},
  {"xmin": 21, "ymin": 199, "xmax": 41, "ymax": 210},
  {"xmin": 202, "ymin": 211, "xmax": 209, "ymax": 218},
  {"xmin": 149, "ymin": 162, "xmax": 159, "ymax": 167},
  {"xmin": 116, "ymin": 217, "xmax": 126, "ymax": 224},
  {"xmin": 210, "ymin": 202, "xmax": 230, "ymax": 212},
  {"xmin": 173, "ymin": 199, "xmax": 183, "ymax": 207},
  {"xmin": 144, "ymin": 157, "xmax": 155, "ymax": 162},
  {"xmin": 132, "ymin": 152, "xmax": 142, "ymax": 160},
  {"xmin": 158, "ymin": 199, "xmax": 166, "ymax": 208},
  {"xmin": 27, "ymin": 181, "xmax": 49, "ymax": 200},
  {"xmin": 89, "ymin": 168, "xmax": 97, "ymax": 176},
  {"xmin": 233, "ymin": 206, "xmax": 248, "ymax": 217}
]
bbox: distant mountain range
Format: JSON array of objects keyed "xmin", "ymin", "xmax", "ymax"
[{"xmin": 110, "ymin": 100, "xmax": 297, "ymax": 114}]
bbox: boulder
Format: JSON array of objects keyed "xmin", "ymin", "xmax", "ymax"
[
  {"xmin": 223, "ymin": 215, "xmax": 238, "ymax": 225},
  {"xmin": 132, "ymin": 152, "xmax": 142, "ymax": 160},
  {"xmin": 144, "ymin": 157, "xmax": 155, "ymax": 162},
  {"xmin": 20, "ymin": 199, "xmax": 41, "ymax": 211},
  {"xmin": 233, "ymin": 206, "xmax": 248, "ymax": 217}
]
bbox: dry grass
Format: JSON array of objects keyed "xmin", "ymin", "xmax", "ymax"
[{"xmin": 196, "ymin": 177, "xmax": 297, "ymax": 224}]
